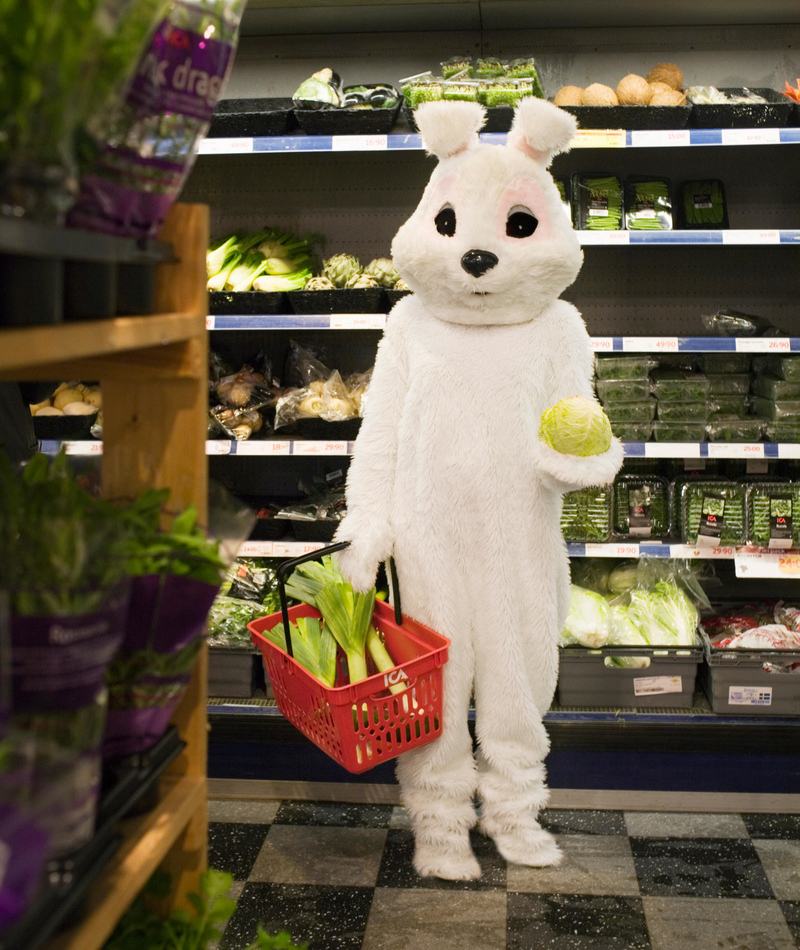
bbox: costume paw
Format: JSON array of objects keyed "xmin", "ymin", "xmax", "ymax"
[
  {"xmin": 483, "ymin": 823, "xmax": 563, "ymax": 867},
  {"xmin": 332, "ymin": 521, "xmax": 392, "ymax": 593},
  {"xmin": 413, "ymin": 839, "xmax": 481, "ymax": 880}
]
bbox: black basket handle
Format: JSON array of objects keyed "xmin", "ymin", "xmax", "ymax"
[{"xmin": 276, "ymin": 541, "xmax": 402, "ymax": 659}]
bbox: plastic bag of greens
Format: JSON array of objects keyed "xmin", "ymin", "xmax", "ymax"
[
  {"xmin": 701, "ymin": 308, "xmax": 784, "ymax": 338},
  {"xmin": 626, "ymin": 581, "xmax": 699, "ymax": 646},
  {"xmin": 605, "ymin": 604, "xmax": 650, "ymax": 668},
  {"xmin": 67, "ymin": 0, "xmax": 247, "ymax": 238},
  {"xmin": 559, "ymin": 585, "xmax": 610, "ymax": 648}
]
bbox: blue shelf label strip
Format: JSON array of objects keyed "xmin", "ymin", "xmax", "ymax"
[{"xmin": 210, "ymin": 315, "xmax": 332, "ymax": 329}]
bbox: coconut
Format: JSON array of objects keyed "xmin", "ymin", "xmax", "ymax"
[
  {"xmin": 648, "ymin": 81, "xmax": 674, "ymax": 99},
  {"xmin": 53, "ymin": 387, "xmax": 83, "ymax": 411},
  {"xmin": 582, "ymin": 83, "xmax": 619, "ymax": 106},
  {"xmin": 649, "ymin": 88, "xmax": 687, "ymax": 106},
  {"xmin": 554, "ymin": 85, "xmax": 584, "ymax": 106},
  {"xmin": 616, "ymin": 74, "xmax": 651, "ymax": 105},
  {"xmin": 646, "ymin": 63, "xmax": 683, "ymax": 90},
  {"xmin": 34, "ymin": 407, "xmax": 64, "ymax": 416},
  {"xmin": 62, "ymin": 401, "xmax": 98, "ymax": 415}
]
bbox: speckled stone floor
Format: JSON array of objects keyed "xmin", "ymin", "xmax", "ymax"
[{"xmin": 207, "ymin": 800, "xmax": 800, "ymax": 950}]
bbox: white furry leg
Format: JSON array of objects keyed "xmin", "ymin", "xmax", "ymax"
[{"xmin": 413, "ymin": 828, "xmax": 481, "ymax": 880}]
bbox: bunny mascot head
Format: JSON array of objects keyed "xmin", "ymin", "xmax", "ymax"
[{"xmin": 336, "ymin": 98, "xmax": 623, "ymax": 880}]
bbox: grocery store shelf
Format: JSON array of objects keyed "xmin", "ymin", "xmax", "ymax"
[
  {"xmin": 592, "ymin": 336, "xmax": 800, "ymax": 353},
  {"xmin": 197, "ymin": 127, "xmax": 800, "ymax": 156},
  {"xmin": 576, "ymin": 230, "xmax": 800, "ymax": 245},
  {"xmin": 623, "ymin": 442, "xmax": 800, "ymax": 459},
  {"xmin": 207, "ymin": 313, "xmax": 387, "ymax": 330},
  {"xmin": 45, "ymin": 776, "xmax": 206, "ymax": 950}
]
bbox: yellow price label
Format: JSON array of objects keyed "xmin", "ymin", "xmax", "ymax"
[
  {"xmin": 778, "ymin": 554, "xmax": 800, "ymax": 575},
  {"xmin": 572, "ymin": 129, "xmax": 626, "ymax": 149}
]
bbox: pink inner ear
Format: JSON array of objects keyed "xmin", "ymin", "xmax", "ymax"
[{"xmin": 507, "ymin": 129, "xmax": 548, "ymax": 163}]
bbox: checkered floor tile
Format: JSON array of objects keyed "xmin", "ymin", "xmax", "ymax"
[{"xmin": 207, "ymin": 800, "xmax": 800, "ymax": 950}]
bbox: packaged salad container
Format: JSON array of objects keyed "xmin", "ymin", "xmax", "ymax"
[
  {"xmin": 705, "ymin": 417, "xmax": 764, "ymax": 442},
  {"xmin": 708, "ymin": 373, "xmax": 752, "ymax": 396},
  {"xmin": 595, "ymin": 355, "xmax": 657, "ymax": 380},
  {"xmin": 765, "ymin": 421, "xmax": 800, "ymax": 442},
  {"xmin": 651, "ymin": 370, "xmax": 710, "ymax": 403},
  {"xmin": 613, "ymin": 475, "xmax": 670, "ymax": 538},
  {"xmin": 656, "ymin": 401, "xmax": 709, "ymax": 423},
  {"xmin": 752, "ymin": 374, "xmax": 800, "ymax": 401},
  {"xmin": 605, "ymin": 399, "xmax": 657, "ymax": 423},
  {"xmin": 753, "ymin": 355, "xmax": 800, "ymax": 382},
  {"xmin": 698, "ymin": 353, "xmax": 751, "ymax": 375},
  {"xmin": 753, "ymin": 398, "xmax": 800, "ymax": 422},
  {"xmin": 610, "ymin": 422, "xmax": 653, "ymax": 442},
  {"xmin": 596, "ymin": 378, "xmax": 652, "ymax": 403},
  {"xmin": 653, "ymin": 421, "xmax": 708, "ymax": 442},
  {"xmin": 709, "ymin": 395, "xmax": 751, "ymax": 418},
  {"xmin": 561, "ymin": 486, "xmax": 613, "ymax": 541},
  {"xmin": 746, "ymin": 481, "xmax": 800, "ymax": 548},
  {"xmin": 678, "ymin": 480, "xmax": 748, "ymax": 546}
]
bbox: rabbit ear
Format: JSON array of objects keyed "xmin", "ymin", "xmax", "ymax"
[
  {"xmin": 415, "ymin": 100, "xmax": 486, "ymax": 159},
  {"xmin": 507, "ymin": 97, "xmax": 578, "ymax": 167}
]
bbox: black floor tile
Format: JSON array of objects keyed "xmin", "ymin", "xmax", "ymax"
[
  {"xmin": 781, "ymin": 901, "xmax": 800, "ymax": 946},
  {"xmin": 630, "ymin": 836, "xmax": 775, "ymax": 899},
  {"xmin": 540, "ymin": 809, "xmax": 627, "ymax": 837},
  {"xmin": 273, "ymin": 801, "xmax": 394, "ymax": 828},
  {"xmin": 219, "ymin": 882, "xmax": 374, "ymax": 950},
  {"xmin": 208, "ymin": 821, "xmax": 271, "ymax": 881},
  {"xmin": 375, "ymin": 828, "xmax": 506, "ymax": 890},
  {"xmin": 743, "ymin": 814, "xmax": 800, "ymax": 840},
  {"xmin": 507, "ymin": 893, "xmax": 651, "ymax": 950}
]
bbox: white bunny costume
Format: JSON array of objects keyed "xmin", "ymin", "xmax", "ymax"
[{"xmin": 336, "ymin": 98, "xmax": 623, "ymax": 880}]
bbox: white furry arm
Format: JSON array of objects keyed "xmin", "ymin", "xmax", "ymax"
[
  {"xmin": 334, "ymin": 314, "xmax": 409, "ymax": 592},
  {"xmin": 533, "ymin": 304, "xmax": 624, "ymax": 494}
]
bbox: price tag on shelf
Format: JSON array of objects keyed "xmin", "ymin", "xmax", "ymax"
[
  {"xmin": 671, "ymin": 544, "xmax": 736, "ymax": 559},
  {"xmin": 721, "ymin": 128, "xmax": 781, "ymax": 146},
  {"xmin": 622, "ymin": 337, "xmax": 678, "ymax": 352},
  {"xmin": 292, "ymin": 441, "xmax": 350, "ymax": 456},
  {"xmin": 630, "ymin": 129, "xmax": 690, "ymax": 148},
  {"xmin": 576, "ymin": 231, "xmax": 630, "ymax": 245},
  {"xmin": 584, "ymin": 543, "xmax": 635, "ymax": 558},
  {"xmin": 205, "ymin": 440, "xmax": 232, "ymax": 455},
  {"xmin": 778, "ymin": 444, "xmax": 800, "ymax": 459},
  {"xmin": 198, "ymin": 137, "xmax": 254, "ymax": 154},
  {"xmin": 331, "ymin": 134, "xmax": 388, "ymax": 151},
  {"xmin": 572, "ymin": 129, "xmax": 626, "ymax": 149},
  {"xmin": 235, "ymin": 441, "xmax": 292, "ymax": 456},
  {"xmin": 735, "ymin": 337, "xmax": 792, "ymax": 352},
  {"xmin": 272, "ymin": 541, "xmax": 325, "ymax": 557},
  {"xmin": 707, "ymin": 442, "xmax": 764, "ymax": 459},
  {"xmin": 735, "ymin": 550, "xmax": 800, "ymax": 577},
  {"xmin": 329, "ymin": 313, "xmax": 386, "ymax": 330},
  {"xmin": 206, "ymin": 315, "xmax": 215, "ymax": 329},
  {"xmin": 63, "ymin": 441, "xmax": 102, "ymax": 455},
  {"xmin": 238, "ymin": 541, "xmax": 275, "ymax": 557},
  {"xmin": 590, "ymin": 337, "xmax": 615, "ymax": 351},
  {"xmin": 722, "ymin": 230, "xmax": 780, "ymax": 245},
  {"xmin": 645, "ymin": 443, "xmax": 699, "ymax": 458}
]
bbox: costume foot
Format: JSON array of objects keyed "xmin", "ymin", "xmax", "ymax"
[
  {"xmin": 413, "ymin": 840, "xmax": 482, "ymax": 880},
  {"xmin": 484, "ymin": 824, "xmax": 563, "ymax": 867}
]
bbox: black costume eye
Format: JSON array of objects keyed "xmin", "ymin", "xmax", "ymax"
[
  {"xmin": 506, "ymin": 207, "xmax": 538, "ymax": 238},
  {"xmin": 435, "ymin": 205, "xmax": 456, "ymax": 236}
]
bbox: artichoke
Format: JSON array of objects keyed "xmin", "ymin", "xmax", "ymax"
[
  {"xmin": 363, "ymin": 257, "xmax": 400, "ymax": 288},
  {"xmin": 304, "ymin": 276, "xmax": 336, "ymax": 291},
  {"xmin": 345, "ymin": 274, "xmax": 379, "ymax": 289},
  {"xmin": 322, "ymin": 253, "xmax": 361, "ymax": 288}
]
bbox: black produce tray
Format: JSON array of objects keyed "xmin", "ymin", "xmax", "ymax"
[
  {"xmin": 558, "ymin": 103, "xmax": 692, "ymax": 130},
  {"xmin": 288, "ymin": 288, "xmax": 385, "ymax": 314},
  {"xmin": 209, "ymin": 290, "xmax": 288, "ymax": 315},
  {"xmin": 689, "ymin": 88, "xmax": 794, "ymax": 128},
  {"xmin": 287, "ymin": 416, "xmax": 361, "ymax": 440},
  {"xmin": 208, "ymin": 97, "xmax": 296, "ymax": 137},
  {"xmin": 294, "ymin": 101, "xmax": 402, "ymax": 135},
  {"xmin": 251, "ymin": 515, "xmax": 293, "ymax": 541},
  {"xmin": 404, "ymin": 104, "xmax": 515, "ymax": 133},
  {"xmin": 33, "ymin": 412, "xmax": 98, "ymax": 441},
  {"xmin": 290, "ymin": 519, "xmax": 340, "ymax": 542},
  {"xmin": 384, "ymin": 288, "xmax": 412, "ymax": 310}
]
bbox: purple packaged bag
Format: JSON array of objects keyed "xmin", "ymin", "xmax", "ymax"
[{"xmin": 0, "ymin": 802, "xmax": 49, "ymax": 931}]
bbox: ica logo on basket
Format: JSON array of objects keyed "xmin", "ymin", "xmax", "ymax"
[{"xmin": 384, "ymin": 668, "xmax": 409, "ymax": 690}]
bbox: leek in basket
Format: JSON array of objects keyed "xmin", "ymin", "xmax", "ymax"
[{"xmin": 262, "ymin": 616, "xmax": 337, "ymax": 688}]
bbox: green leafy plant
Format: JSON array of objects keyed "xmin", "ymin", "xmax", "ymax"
[{"xmin": 103, "ymin": 870, "xmax": 307, "ymax": 950}]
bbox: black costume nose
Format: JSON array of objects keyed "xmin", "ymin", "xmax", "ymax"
[{"xmin": 461, "ymin": 249, "xmax": 498, "ymax": 278}]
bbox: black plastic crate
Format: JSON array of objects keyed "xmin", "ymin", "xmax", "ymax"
[
  {"xmin": 558, "ymin": 104, "xmax": 692, "ymax": 130},
  {"xmin": 290, "ymin": 519, "xmax": 340, "ymax": 542},
  {"xmin": 689, "ymin": 88, "xmax": 793, "ymax": 128},
  {"xmin": 294, "ymin": 101, "xmax": 402, "ymax": 136},
  {"xmin": 287, "ymin": 288, "xmax": 384, "ymax": 315},
  {"xmin": 209, "ymin": 290, "xmax": 287, "ymax": 315},
  {"xmin": 208, "ymin": 97, "xmax": 296, "ymax": 137}
]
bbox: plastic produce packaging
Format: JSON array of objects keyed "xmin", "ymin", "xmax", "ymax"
[
  {"xmin": 561, "ymin": 486, "xmax": 614, "ymax": 541},
  {"xmin": 753, "ymin": 397, "xmax": 800, "ymax": 422},
  {"xmin": 705, "ymin": 417, "xmax": 764, "ymax": 442},
  {"xmin": 625, "ymin": 177, "xmax": 673, "ymax": 230},
  {"xmin": 653, "ymin": 421, "xmax": 707, "ymax": 442},
  {"xmin": 679, "ymin": 179, "xmax": 728, "ymax": 228},
  {"xmin": 679, "ymin": 480, "xmax": 748, "ymax": 546},
  {"xmin": 613, "ymin": 474, "xmax": 670, "ymax": 538},
  {"xmin": 67, "ymin": 0, "xmax": 247, "ymax": 238},
  {"xmin": 701, "ymin": 308, "xmax": 784, "ymax": 337},
  {"xmin": 651, "ymin": 370, "xmax": 710, "ymax": 402},
  {"xmin": 572, "ymin": 174, "xmax": 624, "ymax": 231},
  {"xmin": 753, "ymin": 355, "xmax": 800, "ymax": 382},
  {"xmin": 611, "ymin": 422, "xmax": 652, "ymax": 441},
  {"xmin": 596, "ymin": 378, "xmax": 652, "ymax": 403},
  {"xmin": 752, "ymin": 374, "xmax": 800, "ymax": 401},
  {"xmin": 656, "ymin": 401, "xmax": 709, "ymax": 422},
  {"xmin": 746, "ymin": 482, "xmax": 800, "ymax": 548},
  {"xmin": 605, "ymin": 400, "xmax": 657, "ymax": 423},
  {"xmin": 559, "ymin": 585, "xmax": 610, "ymax": 647},
  {"xmin": 709, "ymin": 395, "xmax": 751, "ymax": 418},
  {"xmin": 698, "ymin": 353, "xmax": 752, "ymax": 374},
  {"xmin": 765, "ymin": 421, "xmax": 800, "ymax": 442},
  {"xmin": 594, "ymin": 356, "xmax": 657, "ymax": 380},
  {"xmin": 709, "ymin": 373, "xmax": 752, "ymax": 396}
]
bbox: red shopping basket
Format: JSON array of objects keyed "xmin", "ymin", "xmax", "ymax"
[{"xmin": 248, "ymin": 542, "xmax": 449, "ymax": 773}]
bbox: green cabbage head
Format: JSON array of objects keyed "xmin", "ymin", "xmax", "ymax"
[{"xmin": 539, "ymin": 396, "xmax": 613, "ymax": 457}]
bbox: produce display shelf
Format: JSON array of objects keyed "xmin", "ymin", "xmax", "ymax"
[
  {"xmin": 197, "ymin": 127, "xmax": 800, "ymax": 156},
  {"xmin": 576, "ymin": 229, "xmax": 800, "ymax": 245},
  {"xmin": 40, "ymin": 439, "xmax": 800, "ymax": 460},
  {"xmin": 207, "ymin": 313, "xmax": 387, "ymax": 330},
  {"xmin": 592, "ymin": 336, "xmax": 800, "ymax": 353}
]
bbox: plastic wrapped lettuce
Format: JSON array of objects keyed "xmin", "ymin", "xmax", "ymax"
[
  {"xmin": 709, "ymin": 395, "xmax": 751, "ymax": 418},
  {"xmin": 627, "ymin": 580, "xmax": 699, "ymax": 646},
  {"xmin": 605, "ymin": 604, "xmax": 650, "ymax": 668},
  {"xmin": 570, "ymin": 559, "xmax": 613, "ymax": 594},
  {"xmin": 561, "ymin": 486, "xmax": 613, "ymax": 541},
  {"xmin": 539, "ymin": 396, "xmax": 612, "ymax": 457},
  {"xmin": 560, "ymin": 585, "xmax": 611, "ymax": 648}
]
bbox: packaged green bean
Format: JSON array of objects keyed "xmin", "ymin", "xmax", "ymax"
[
  {"xmin": 698, "ymin": 353, "xmax": 751, "ymax": 374},
  {"xmin": 613, "ymin": 475, "xmax": 670, "ymax": 538},
  {"xmin": 625, "ymin": 177, "xmax": 673, "ymax": 230},
  {"xmin": 679, "ymin": 179, "xmax": 728, "ymax": 229},
  {"xmin": 708, "ymin": 374, "xmax": 752, "ymax": 396},
  {"xmin": 746, "ymin": 481, "xmax": 800, "ymax": 548},
  {"xmin": 752, "ymin": 374, "xmax": 800, "ymax": 401},
  {"xmin": 572, "ymin": 174, "xmax": 625, "ymax": 231},
  {"xmin": 561, "ymin": 486, "xmax": 614, "ymax": 541},
  {"xmin": 595, "ymin": 355, "xmax": 657, "ymax": 380},
  {"xmin": 679, "ymin": 480, "xmax": 747, "ymax": 546}
]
